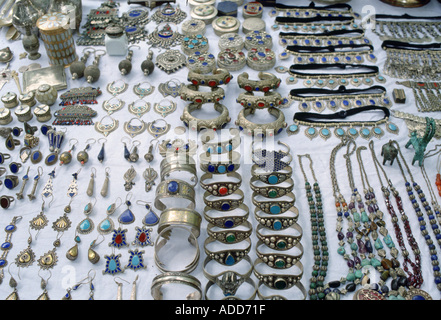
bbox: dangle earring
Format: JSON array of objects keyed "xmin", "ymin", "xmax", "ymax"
[
  {"xmin": 27, "ymin": 166, "xmax": 43, "ymax": 201},
  {"xmin": 84, "ymin": 50, "xmax": 106, "ymax": 84},
  {"xmin": 36, "ymin": 270, "xmax": 51, "ymax": 300},
  {"xmin": 41, "ymin": 169, "xmax": 56, "ymax": 206},
  {"xmin": 119, "ymin": 45, "xmax": 140, "ymax": 75},
  {"xmin": 123, "ymin": 166, "xmax": 137, "ymax": 191},
  {"xmin": 86, "ymin": 167, "xmax": 97, "ymax": 197},
  {"xmin": 118, "ymin": 192, "xmax": 135, "ymax": 225},
  {"xmin": 62, "ymin": 270, "xmax": 96, "ymax": 300},
  {"xmin": 144, "ymin": 139, "xmax": 158, "ymax": 163},
  {"xmin": 122, "ymin": 137, "xmax": 131, "ymax": 161},
  {"xmin": 115, "ymin": 277, "xmax": 129, "ymax": 300},
  {"xmin": 77, "ymin": 197, "xmax": 97, "ymax": 235},
  {"xmin": 137, "ymin": 200, "xmax": 159, "ymax": 226},
  {"xmin": 59, "ymin": 138, "xmax": 78, "ymax": 166},
  {"xmin": 97, "ymin": 138, "xmax": 107, "ymax": 163},
  {"xmin": 129, "ymin": 140, "xmax": 141, "ymax": 163},
  {"xmin": 15, "ymin": 228, "xmax": 36, "ymax": 269},
  {"xmin": 70, "ymin": 47, "xmax": 95, "ymax": 80},
  {"xmin": 143, "ymin": 166, "xmax": 158, "ymax": 192},
  {"xmin": 45, "ymin": 127, "xmax": 66, "ymax": 166},
  {"xmin": 6, "ymin": 264, "xmax": 19, "ymax": 300},
  {"xmin": 101, "ymin": 167, "xmax": 110, "ymax": 197},
  {"xmin": 77, "ymin": 138, "xmax": 96, "ymax": 165},
  {"xmin": 88, "ymin": 235, "xmax": 105, "ymax": 265},
  {"xmin": 66, "ymin": 230, "xmax": 81, "ymax": 261},
  {"xmin": 98, "ymin": 197, "xmax": 122, "ymax": 235},
  {"xmin": 141, "ymin": 49, "xmax": 155, "ymax": 76}
]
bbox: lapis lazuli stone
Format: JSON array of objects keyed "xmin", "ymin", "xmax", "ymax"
[
  {"xmin": 224, "ymin": 219, "xmax": 234, "ymax": 228},
  {"xmin": 225, "ymin": 254, "xmax": 235, "ymax": 266},
  {"xmin": 168, "ymin": 181, "xmax": 179, "ymax": 193},
  {"xmin": 1, "ymin": 242, "xmax": 11, "ymax": 250},
  {"xmin": 5, "ymin": 225, "xmax": 15, "ymax": 232},
  {"xmin": 4, "ymin": 178, "xmax": 13, "ymax": 189},
  {"xmin": 143, "ymin": 209, "xmax": 159, "ymax": 226},
  {"xmin": 119, "ymin": 209, "xmax": 135, "ymax": 224},
  {"xmin": 221, "ymin": 203, "xmax": 231, "ymax": 211}
]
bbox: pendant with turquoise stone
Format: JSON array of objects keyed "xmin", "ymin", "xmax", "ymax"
[
  {"xmin": 103, "ymin": 253, "xmax": 124, "ymax": 275},
  {"xmin": 125, "ymin": 249, "xmax": 146, "ymax": 271},
  {"xmin": 77, "ymin": 217, "xmax": 94, "ymax": 234}
]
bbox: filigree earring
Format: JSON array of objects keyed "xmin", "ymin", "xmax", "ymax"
[{"xmin": 97, "ymin": 138, "xmax": 107, "ymax": 163}]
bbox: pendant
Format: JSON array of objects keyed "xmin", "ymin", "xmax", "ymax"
[
  {"xmin": 133, "ymin": 226, "xmax": 154, "ymax": 247},
  {"xmin": 155, "ymin": 49, "xmax": 187, "ymax": 74},
  {"xmin": 37, "ymin": 248, "xmax": 58, "ymax": 270},
  {"xmin": 140, "ymin": 203, "xmax": 159, "ymax": 226},
  {"xmin": 30, "ymin": 149, "xmax": 43, "ymax": 164},
  {"xmin": 41, "ymin": 169, "xmax": 56, "ymax": 201},
  {"xmin": 52, "ymin": 214, "xmax": 72, "ymax": 232},
  {"xmin": 29, "ymin": 211, "xmax": 49, "ymax": 231},
  {"xmin": 103, "ymin": 253, "xmax": 124, "ymax": 275},
  {"xmin": 77, "ymin": 216, "xmax": 95, "ymax": 234},
  {"xmin": 109, "ymin": 228, "xmax": 129, "ymax": 248},
  {"xmin": 125, "ymin": 249, "xmax": 146, "ymax": 271},
  {"xmin": 124, "ymin": 118, "xmax": 147, "ymax": 138},
  {"xmin": 88, "ymin": 238, "xmax": 101, "ymax": 264},
  {"xmin": 97, "ymin": 139, "xmax": 106, "ymax": 163},
  {"xmin": 15, "ymin": 246, "xmax": 35, "ymax": 268},
  {"xmin": 66, "ymin": 235, "xmax": 81, "ymax": 261},
  {"xmin": 67, "ymin": 171, "xmax": 80, "ymax": 198},
  {"xmin": 123, "ymin": 166, "xmax": 137, "ymax": 192}
]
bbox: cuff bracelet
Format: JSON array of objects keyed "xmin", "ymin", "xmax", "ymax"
[
  {"xmin": 238, "ymin": 72, "xmax": 282, "ymax": 92},
  {"xmin": 204, "ymin": 277, "xmax": 257, "ymax": 300},
  {"xmin": 204, "ymin": 236, "xmax": 251, "ymax": 266},
  {"xmin": 203, "ymin": 189, "xmax": 244, "ymax": 211},
  {"xmin": 199, "ymin": 151, "xmax": 241, "ymax": 174},
  {"xmin": 200, "ymin": 172, "xmax": 242, "ymax": 196},
  {"xmin": 256, "ymin": 222, "xmax": 303, "ymax": 250},
  {"xmin": 157, "ymin": 208, "xmax": 202, "ymax": 238},
  {"xmin": 236, "ymin": 91, "xmax": 284, "ymax": 110},
  {"xmin": 251, "ymin": 164, "xmax": 293, "ymax": 184},
  {"xmin": 254, "ymin": 206, "xmax": 299, "ymax": 231},
  {"xmin": 252, "ymin": 191, "xmax": 295, "ymax": 214},
  {"xmin": 207, "ymin": 221, "xmax": 253, "ymax": 244},
  {"xmin": 250, "ymin": 177, "xmax": 294, "ymax": 198},
  {"xmin": 256, "ymin": 239, "xmax": 304, "ymax": 269},
  {"xmin": 179, "ymin": 84, "xmax": 225, "ymax": 104},
  {"xmin": 253, "ymin": 258, "xmax": 304, "ymax": 290},
  {"xmin": 187, "ymin": 68, "xmax": 233, "ymax": 87},
  {"xmin": 235, "ymin": 107, "xmax": 287, "ymax": 137},
  {"xmin": 151, "ymin": 272, "xmax": 202, "ymax": 300},
  {"xmin": 154, "ymin": 179, "xmax": 196, "ymax": 211},
  {"xmin": 203, "ymin": 203, "xmax": 250, "ymax": 229},
  {"xmin": 181, "ymin": 102, "xmax": 231, "ymax": 132}
]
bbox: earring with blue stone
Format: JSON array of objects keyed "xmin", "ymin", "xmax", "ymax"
[
  {"xmin": 76, "ymin": 197, "xmax": 96, "ymax": 235},
  {"xmin": 97, "ymin": 138, "xmax": 106, "ymax": 163},
  {"xmin": 137, "ymin": 200, "xmax": 159, "ymax": 226},
  {"xmin": 121, "ymin": 137, "xmax": 131, "ymax": 161},
  {"xmin": 98, "ymin": 197, "xmax": 122, "ymax": 235},
  {"xmin": 118, "ymin": 192, "xmax": 136, "ymax": 225},
  {"xmin": 45, "ymin": 128, "xmax": 66, "ymax": 166}
]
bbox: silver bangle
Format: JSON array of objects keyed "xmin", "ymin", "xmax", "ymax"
[
  {"xmin": 256, "ymin": 222, "xmax": 303, "ymax": 250},
  {"xmin": 199, "ymin": 151, "xmax": 241, "ymax": 174},
  {"xmin": 250, "ymin": 164, "xmax": 293, "ymax": 184},
  {"xmin": 257, "ymin": 280, "xmax": 307, "ymax": 300},
  {"xmin": 154, "ymin": 179, "xmax": 196, "ymax": 211},
  {"xmin": 203, "ymin": 189, "xmax": 244, "ymax": 211},
  {"xmin": 253, "ymin": 258, "xmax": 304, "ymax": 290},
  {"xmin": 204, "ymin": 236, "xmax": 251, "ymax": 266},
  {"xmin": 179, "ymin": 84, "xmax": 225, "ymax": 104},
  {"xmin": 235, "ymin": 107, "xmax": 287, "ymax": 138},
  {"xmin": 204, "ymin": 203, "xmax": 250, "ymax": 229},
  {"xmin": 200, "ymin": 172, "xmax": 242, "ymax": 196},
  {"xmin": 203, "ymin": 254, "xmax": 253, "ymax": 283},
  {"xmin": 256, "ymin": 239, "xmax": 304, "ymax": 269},
  {"xmin": 207, "ymin": 220, "xmax": 253, "ymax": 244},
  {"xmin": 237, "ymin": 71, "xmax": 282, "ymax": 92},
  {"xmin": 157, "ymin": 208, "xmax": 202, "ymax": 238},
  {"xmin": 254, "ymin": 206, "xmax": 299, "ymax": 231},
  {"xmin": 200, "ymin": 129, "xmax": 241, "ymax": 153},
  {"xmin": 151, "ymin": 272, "xmax": 202, "ymax": 300},
  {"xmin": 154, "ymin": 225, "xmax": 200, "ymax": 273},
  {"xmin": 250, "ymin": 177, "xmax": 294, "ymax": 198},
  {"xmin": 187, "ymin": 68, "xmax": 233, "ymax": 87},
  {"xmin": 160, "ymin": 155, "xmax": 198, "ymax": 186},
  {"xmin": 236, "ymin": 91, "xmax": 284, "ymax": 110},
  {"xmin": 181, "ymin": 102, "xmax": 231, "ymax": 132},
  {"xmin": 204, "ymin": 276, "xmax": 257, "ymax": 300},
  {"xmin": 252, "ymin": 191, "xmax": 295, "ymax": 214}
]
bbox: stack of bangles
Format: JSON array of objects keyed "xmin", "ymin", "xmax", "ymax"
[
  {"xmin": 180, "ymin": 68, "xmax": 233, "ymax": 131},
  {"xmin": 250, "ymin": 141, "xmax": 306, "ymax": 300},
  {"xmin": 201, "ymin": 128, "xmax": 256, "ymax": 300},
  {"xmin": 153, "ymin": 144, "xmax": 202, "ymax": 280},
  {"xmin": 235, "ymin": 72, "xmax": 287, "ymax": 138}
]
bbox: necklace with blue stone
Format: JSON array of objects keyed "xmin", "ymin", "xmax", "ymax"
[
  {"xmin": 0, "ymin": 216, "xmax": 21, "ymax": 284},
  {"xmin": 133, "ymin": 226, "xmax": 154, "ymax": 247},
  {"xmin": 125, "ymin": 249, "xmax": 147, "ymax": 271}
]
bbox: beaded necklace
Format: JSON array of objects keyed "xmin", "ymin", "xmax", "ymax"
[
  {"xmin": 368, "ymin": 140, "xmax": 423, "ymax": 290},
  {"xmin": 356, "ymin": 146, "xmax": 410, "ymax": 298},
  {"xmin": 393, "ymin": 140, "xmax": 441, "ymax": 294},
  {"xmin": 325, "ymin": 137, "xmax": 363, "ymax": 299},
  {"xmin": 298, "ymin": 154, "xmax": 328, "ymax": 300}
]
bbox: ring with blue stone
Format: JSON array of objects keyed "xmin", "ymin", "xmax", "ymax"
[
  {"xmin": 203, "ymin": 189, "xmax": 244, "ymax": 211},
  {"xmin": 4, "ymin": 175, "xmax": 18, "ymax": 190},
  {"xmin": 254, "ymin": 206, "xmax": 299, "ymax": 231},
  {"xmin": 252, "ymin": 191, "xmax": 295, "ymax": 215},
  {"xmin": 204, "ymin": 236, "xmax": 251, "ymax": 266},
  {"xmin": 203, "ymin": 204, "xmax": 249, "ymax": 229},
  {"xmin": 256, "ymin": 222, "xmax": 303, "ymax": 251},
  {"xmin": 154, "ymin": 179, "xmax": 196, "ymax": 211},
  {"xmin": 256, "ymin": 239, "xmax": 304, "ymax": 269}
]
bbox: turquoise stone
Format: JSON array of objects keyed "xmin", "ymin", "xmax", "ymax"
[
  {"xmin": 225, "ymin": 254, "xmax": 235, "ymax": 266},
  {"xmin": 335, "ymin": 128, "xmax": 345, "ymax": 136},
  {"xmin": 273, "ymin": 220, "xmax": 282, "ymax": 230},
  {"xmin": 270, "ymin": 205, "xmax": 281, "ymax": 214},
  {"xmin": 373, "ymin": 127, "xmax": 383, "ymax": 135},
  {"xmin": 347, "ymin": 272, "xmax": 355, "ymax": 281},
  {"xmin": 218, "ymin": 165, "xmax": 226, "ymax": 174},
  {"xmin": 80, "ymin": 219, "xmax": 91, "ymax": 231},
  {"xmin": 350, "ymin": 243, "xmax": 358, "ymax": 251},
  {"xmin": 108, "ymin": 259, "xmax": 117, "ymax": 271},
  {"xmin": 388, "ymin": 123, "xmax": 397, "ymax": 132},
  {"xmin": 289, "ymin": 124, "xmax": 298, "ymax": 133},
  {"xmin": 100, "ymin": 219, "xmax": 111, "ymax": 231},
  {"xmin": 320, "ymin": 128, "xmax": 330, "ymax": 136},
  {"xmin": 361, "ymin": 128, "xmax": 370, "ymax": 137},
  {"xmin": 371, "ymin": 258, "xmax": 381, "ymax": 268},
  {"xmin": 384, "ymin": 234, "xmax": 395, "ymax": 248},
  {"xmin": 131, "ymin": 255, "xmax": 140, "ymax": 266},
  {"xmin": 361, "ymin": 211, "xmax": 369, "ymax": 223},
  {"xmin": 268, "ymin": 175, "xmax": 279, "ymax": 184},
  {"xmin": 337, "ymin": 247, "xmax": 345, "ymax": 255},
  {"xmin": 353, "ymin": 211, "xmax": 360, "ymax": 222},
  {"xmin": 349, "ymin": 128, "xmax": 357, "ymax": 136},
  {"xmin": 308, "ymin": 127, "xmax": 316, "ymax": 136},
  {"xmin": 361, "ymin": 258, "xmax": 371, "ymax": 267},
  {"xmin": 355, "ymin": 270, "xmax": 363, "ymax": 278},
  {"xmin": 374, "ymin": 238, "xmax": 384, "ymax": 250}
]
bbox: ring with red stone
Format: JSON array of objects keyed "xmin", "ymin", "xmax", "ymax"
[
  {"xmin": 187, "ymin": 68, "xmax": 233, "ymax": 87},
  {"xmin": 179, "ymin": 84, "xmax": 225, "ymax": 104},
  {"xmin": 236, "ymin": 91, "xmax": 283, "ymax": 111},
  {"xmin": 200, "ymin": 172, "xmax": 242, "ymax": 197},
  {"xmin": 237, "ymin": 72, "xmax": 281, "ymax": 92},
  {"xmin": 0, "ymin": 195, "xmax": 14, "ymax": 209}
]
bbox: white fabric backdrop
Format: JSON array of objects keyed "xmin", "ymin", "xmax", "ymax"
[{"xmin": 0, "ymin": 0, "xmax": 440, "ymax": 300}]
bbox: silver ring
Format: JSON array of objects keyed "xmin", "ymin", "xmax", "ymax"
[
  {"xmin": 0, "ymin": 195, "xmax": 14, "ymax": 209},
  {"xmin": 4, "ymin": 175, "xmax": 19, "ymax": 190},
  {"xmin": 235, "ymin": 107, "xmax": 287, "ymax": 138},
  {"xmin": 181, "ymin": 102, "xmax": 231, "ymax": 132},
  {"xmin": 151, "ymin": 272, "xmax": 202, "ymax": 300},
  {"xmin": 154, "ymin": 179, "xmax": 196, "ymax": 211},
  {"xmin": 179, "ymin": 84, "xmax": 225, "ymax": 104},
  {"xmin": 237, "ymin": 72, "xmax": 281, "ymax": 92}
]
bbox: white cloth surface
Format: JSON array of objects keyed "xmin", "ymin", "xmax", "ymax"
[{"xmin": 0, "ymin": 0, "xmax": 440, "ymax": 300}]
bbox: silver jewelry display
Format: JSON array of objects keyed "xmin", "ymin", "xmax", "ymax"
[
  {"xmin": 158, "ymin": 79, "xmax": 183, "ymax": 98},
  {"xmin": 150, "ymin": 3, "xmax": 187, "ymax": 24},
  {"xmin": 147, "ymin": 119, "xmax": 171, "ymax": 138},
  {"xmin": 147, "ymin": 23, "xmax": 183, "ymax": 49}
]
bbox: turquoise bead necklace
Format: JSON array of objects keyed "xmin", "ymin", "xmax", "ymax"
[{"xmin": 298, "ymin": 154, "xmax": 328, "ymax": 300}]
